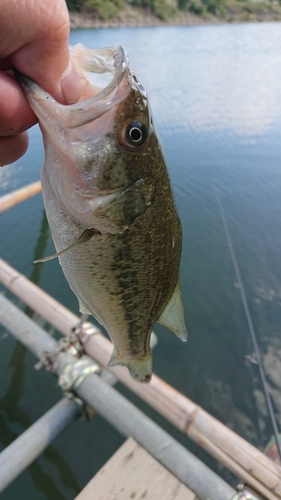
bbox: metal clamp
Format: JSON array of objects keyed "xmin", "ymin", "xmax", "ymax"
[
  {"xmin": 58, "ymin": 356, "xmax": 101, "ymax": 420},
  {"xmin": 56, "ymin": 333, "xmax": 84, "ymax": 358},
  {"xmin": 34, "ymin": 335, "xmax": 83, "ymax": 372},
  {"xmin": 35, "ymin": 320, "xmax": 99, "ymax": 372},
  {"xmin": 72, "ymin": 321, "xmax": 100, "ymax": 345},
  {"xmin": 58, "ymin": 356, "xmax": 100, "ymax": 393}
]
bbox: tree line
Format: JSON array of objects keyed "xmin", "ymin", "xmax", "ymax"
[{"xmin": 66, "ymin": 0, "xmax": 226, "ymax": 21}]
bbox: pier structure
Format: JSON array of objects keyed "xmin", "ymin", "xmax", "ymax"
[{"xmin": 0, "ymin": 182, "xmax": 280, "ymax": 500}]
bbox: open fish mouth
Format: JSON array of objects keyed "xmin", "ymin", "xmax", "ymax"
[
  {"xmin": 64, "ymin": 44, "xmax": 130, "ymax": 129},
  {"xmin": 16, "ymin": 44, "xmax": 154, "ymax": 232},
  {"xmin": 15, "ymin": 45, "xmax": 134, "ymax": 227},
  {"xmin": 16, "ymin": 44, "xmax": 131, "ymax": 130}
]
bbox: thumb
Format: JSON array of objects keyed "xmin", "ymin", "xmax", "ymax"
[{"xmin": 2, "ymin": 0, "xmax": 80, "ymax": 103}]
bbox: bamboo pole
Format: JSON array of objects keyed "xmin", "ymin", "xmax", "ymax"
[
  {"xmin": 0, "ymin": 256, "xmax": 81, "ymax": 337},
  {"xmin": 0, "ymin": 181, "xmax": 41, "ymax": 213},
  {"xmin": 0, "ymin": 398, "xmax": 80, "ymax": 493},
  {"xmin": 0, "ymin": 258, "xmax": 280, "ymax": 499},
  {"xmin": 0, "ymin": 293, "xmax": 235, "ymax": 500}
]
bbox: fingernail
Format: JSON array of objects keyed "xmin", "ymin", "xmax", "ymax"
[{"xmin": 61, "ymin": 60, "xmax": 81, "ymax": 104}]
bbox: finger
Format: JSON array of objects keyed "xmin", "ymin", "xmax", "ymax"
[
  {"xmin": 1, "ymin": 0, "xmax": 80, "ymax": 103},
  {"xmin": 0, "ymin": 133, "xmax": 29, "ymax": 166},
  {"xmin": 0, "ymin": 70, "xmax": 37, "ymax": 136}
]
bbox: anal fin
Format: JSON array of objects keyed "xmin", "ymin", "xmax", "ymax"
[{"xmin": 157, "ymin": 280, "xmax": 187, "ymax": 341}]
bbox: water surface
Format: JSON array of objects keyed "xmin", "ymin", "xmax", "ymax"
[{"xmin": 1, "ymin": 23, "xmax": 281, "ymax": 498}]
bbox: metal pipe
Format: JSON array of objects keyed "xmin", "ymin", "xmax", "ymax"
[
  {"xmin": 0, "ymin": 293, "xmax": 236, "ymax": 500},
  {"xmin": 0, "ymin": 293, "xmax": 58, "ymax": 357},
  {"xmin": 0, "ymin": 398, "xmax": 80, "ymax": 493}
]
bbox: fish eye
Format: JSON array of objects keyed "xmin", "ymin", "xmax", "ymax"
[{"xmin": 122, "ymin": 120, "xmax": 148, "ymax": 148}]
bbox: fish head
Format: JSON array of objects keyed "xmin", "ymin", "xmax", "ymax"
[{"xmin": 17, "ymin": 44, "xmax": 159, "ymax": 232}]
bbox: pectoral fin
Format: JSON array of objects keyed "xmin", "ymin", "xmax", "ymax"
[
  {"xmin": 157, "ymin": 280, "xmax": 187, "ymax": 341},
  {"xmin": 33, "ymin": 228, "xmax": 98, "ymax": 263},
  {"xmin": 108, "ymin": 349, "xmax": 152, "ymax": 383},
  {"xmin": 96, "ymin": 179, "xmax": 154, "ymax": 232}
]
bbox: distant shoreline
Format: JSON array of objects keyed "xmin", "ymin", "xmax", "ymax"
[
  {"xmin": 69, "ymin": 12, "xmax": 222, "ymax": 30},
  {"xmin": 69, "ymin": 8, "xmax": 281, "ymax": 30}
]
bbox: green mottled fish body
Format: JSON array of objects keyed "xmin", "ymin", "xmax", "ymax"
[{"xmin": 18, "ymin": 44, "xmax": 187, "ymax": 382}]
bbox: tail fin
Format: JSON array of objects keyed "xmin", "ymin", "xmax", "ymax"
[{"xmin": 108, "ymin": 349, "xmax": 152, "ymax": 383}]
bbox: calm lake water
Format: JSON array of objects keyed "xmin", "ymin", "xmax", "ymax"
[{"xmin": 1, "ymin": 22, "xmax": 281, "ymax": 498}]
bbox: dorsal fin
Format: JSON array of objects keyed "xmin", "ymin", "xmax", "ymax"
[{"xmin": 157, "ymin": 280, "xmax": 187, "ymax": 341}]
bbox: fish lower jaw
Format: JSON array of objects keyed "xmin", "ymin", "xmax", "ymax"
[{"xmin": 108, "ymin": 349, "xmax": 152, "ymax": 383}]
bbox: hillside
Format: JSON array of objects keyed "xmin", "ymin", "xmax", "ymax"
[{"xmin": 67, "ymin": 0, "xmax": 281, "ymax": 28}]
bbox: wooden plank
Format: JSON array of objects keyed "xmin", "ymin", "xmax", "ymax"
[{"xmin": 75, "ymin": 438, "xmax": 196, "ymax": 500}]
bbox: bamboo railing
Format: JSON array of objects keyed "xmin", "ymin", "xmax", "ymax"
[{"xmin": 0, "ymin": 181, "xmax": 41, "ymax": 213}]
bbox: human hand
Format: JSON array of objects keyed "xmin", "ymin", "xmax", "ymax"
[{"xmin": 0, "ymin": 0, "xmax": 80, "ymax": 166}]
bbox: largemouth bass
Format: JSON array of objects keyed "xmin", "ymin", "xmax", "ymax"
[{"xmin": 18, "ymin": 44, "xmax": 187, "ymax": 383}]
